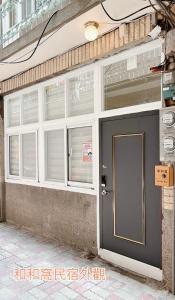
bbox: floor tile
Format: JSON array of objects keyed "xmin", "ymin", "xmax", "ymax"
[
  {"xmin": 59, "ymin": 286, "xmax": 79, "ymax": 299},
  {"xmin": 0, "ymin": 223, "xmax": 174, "ymax": 300}
]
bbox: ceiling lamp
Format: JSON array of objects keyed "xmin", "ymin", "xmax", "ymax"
[{"xmin": 84, "ymin": 21, "xmax": 99, "ymax": 41}]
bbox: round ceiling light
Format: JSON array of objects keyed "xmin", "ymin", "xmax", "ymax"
[{"xmin": 84, "ymin": 21, "xmax": 99, "ymax": 41}]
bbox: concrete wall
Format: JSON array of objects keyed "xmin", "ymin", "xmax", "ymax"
[
  {"xmin": 5, "ymin": 183, "xmax": 97, "ymax": 254},
  {"xmin": 0, "ymin": 99, "xmax": 4, "ymax": 222},
  {"xmin": 162, "ymin": 187, "xmax": 175, "ymax": 292},
  {"xmin": 162, "ymin": 208, "xmax": 174, "ymax": 291}
]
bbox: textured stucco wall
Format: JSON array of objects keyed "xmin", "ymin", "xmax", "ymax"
[
  {"xmin": 162, "ymin": 187, "xmax": 174, "ymax": 292},
  {"xmin": 5, "ymin": 183, "xmax": 97, "ymax": 254},
  {"xmin": 0, "ymin": 99, "xmax": 4, "ymax": 222},
  {"xmin": 162, "ymin": 208, "xmax": 174, "ymax": 292}
]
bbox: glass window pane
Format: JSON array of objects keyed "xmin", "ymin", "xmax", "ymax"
[
  {"xmin": 22, "ymin": 0, "xmax": 32, "ymax": 19},
  {"xmin": 68, "ymin": 127, "xmax": 93, "ymax": 184},
  {"xmin": 104, "ymin": 47, "xmax": 161, "ymax": 110},
  {"xmin": 44, "ymin": 82, "xmax": 65, "ymax": 121},
  {"xmin": 22, "ymin": 91, "xmax": 38, "ymax": 124},
  {"xmin": 68, "ymin": 71, "xmax": 94, "ymax": 117},
  {"xmin": 9, "ymin": 135, "xmax": 19, "ymax": 176},
  {"xmin": 22, "ymin": 133, "xmax": 36, "ymax": 179},
  {"xmin": 45, "ymin": 130, "xmax": 64, "ymax": 182},
  {"xmin": 9, "ymin": 4, "xmax": 18, "ymax": 28},
  {"xmin": 7, "ymin": 98, "xmax": 20, "ymax": 127}
]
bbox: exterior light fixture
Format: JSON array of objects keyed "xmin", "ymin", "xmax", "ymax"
[{"xmin": 84, "ymin": 21, "xmax": 99, "ymax": 41}]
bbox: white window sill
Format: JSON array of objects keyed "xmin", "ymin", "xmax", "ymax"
[{"xmin": 5, "ymin": 178, "xmax": 97, "ymax": 196}]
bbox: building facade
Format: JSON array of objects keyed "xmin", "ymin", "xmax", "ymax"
[{"xmin": 0, "ymin": 0, "xmax": 175, "ymax": 295}]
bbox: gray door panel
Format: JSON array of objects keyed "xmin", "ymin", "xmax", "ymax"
[{"xmin": 100, "ymin": 111, "xmax": 161, "ymax": 268}]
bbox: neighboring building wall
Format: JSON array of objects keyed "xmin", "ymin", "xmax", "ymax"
[
  {"xmin": 0, "ymin": 99, "xmax": 4, "ymax": 222},
  {"xmin": 162, "ymin": 187, "xmax": 174, "ymax": 292},
  {"xmin": 5, "ymin": 183, "xmax": 97, "ymax": 254},
  {"xmin": 0, "ymin": 0, "xmax": 100, "ymax": 60}
]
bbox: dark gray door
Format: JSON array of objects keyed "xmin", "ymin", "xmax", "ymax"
[{"xmin": 100, "ymin": 110, "xmax": 161, "ymax": 268}]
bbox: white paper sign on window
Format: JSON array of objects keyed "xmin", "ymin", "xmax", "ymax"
[{"xmin": 82, "ymin": 143, "xmax": 92, "ymax": 162}]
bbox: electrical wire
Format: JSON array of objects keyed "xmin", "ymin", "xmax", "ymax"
[
  {"xmin": 148, "ymin": 0, "xmax": 175, "ymax": 28},
  {"xmin": 12, "ymin": 12, "xmax": 151, "ymax": 64},
  {"xmin": 156, "ymin": 0, "xmax": 175, "ymax": 27},
  {"xmin": 0, "ymin": 0, "xmax": 92, "ymax": 65},
  {"xmin": 148, "ymin": 0, "xmax": 162, "ymax": 14},
  {"xmin": 0, "ymin": 10, "xmax": 59, "ymax": 64},
  {"xmin": 0, "ymin": 26, "xmax": 61, "ymax": 64},
  {"xmin": 148, "ymin": 0, "xmax": 174, "ymax": 30},
  {"xmin": 157, "ymin": 0, "xmax": 175, "ymax": 23},
  {"xmin": 100, "ymin": 0, "xmax": 173, "ymax": 72},
  {"xmin": 99, "ymin": 0, "xmax": 155, "ymax": 22},
  {"xmin": 125, "ymin": 13, "xmax": 148, "ymax": 24},
  {"xmin": 100, "ymin": 0, "xmax": 175, "ymax": 27},
  {"xmin": 1, "ymin": 0, "xmax": 174, "ymax": 66}
]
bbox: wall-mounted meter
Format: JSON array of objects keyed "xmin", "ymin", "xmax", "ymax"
[
  {"xmin": 162, "ymin": 111, "xmax": 175, "ymax": 127},
  {"xmin": 163, "ymin": 136, "xmax": 175, "ymax": 152},
  {"xmin": 160, "ymin": 107, "xmax": 175, "ymax": 161}
]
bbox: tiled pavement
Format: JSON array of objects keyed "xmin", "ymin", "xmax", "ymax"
[{"xmin": 0, "ymin": 223, "xmax": 174, "ymax": 300}]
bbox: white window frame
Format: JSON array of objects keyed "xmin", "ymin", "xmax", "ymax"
[
  {"xmin": 42, "ymin": 78, "xmax": 66, "ymax": 122},
  {"xmin": 5, "ymin": 85, "xmax": 40, "ymax": 183},
  {"xmin": 7, "ymin": 96, "xmax": 21, "ymax": 128},
  {"xmin": 21, "ymin": 89, "xmax": 39, "ymax": 125},
  {"xmin": 43, "ymin": 125, "xmax": 66, "ymax": 186},
  {"xmin": 99, "ymin": 39, "xmax": 162, "ymax": 117},
  {"xmin": 2, "ymin": 0, "xmax": 35, "ymax": 47},
  {"xmin": 21, "ymin": 0, "xmax": 35, "ymax": 20},
  {"xmin": 66, "ymin": 68, "xmax": 95, "ymax": 118},
  {"xmin": 5, "ymin": 87, "xmax": 39, "ymax": 128},
  {"xmin": 4, "ymin": 40, "xmax": 162, "ymax": 195},
  {"xmin": 4, "ymin": 65, "xmax": 97, "ymax": 194},
  {"xmin": 21, "ymin": 129, "xmax": 38, "ymax": 181},
  {"xmin": 7, "ymin": 133, "xmax": 20, "ymax": 180},
  {"xmin": 2, "ymin": 1, "xmax": 21, "ymax": 47},
  {"xmin": 67, "ymin": 122, "xmax": 95, "ymax": 190},
  {"xmin": 6, "ymin": 129, "xmax": 38, "ymax": 182}
]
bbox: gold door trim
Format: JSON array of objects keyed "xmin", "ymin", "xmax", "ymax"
[{"xmin": 112, "ymin": 133, "xmax": 145, "ymax": 245}]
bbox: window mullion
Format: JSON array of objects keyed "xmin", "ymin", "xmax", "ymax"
[
  {"xmin": 64, "ymin": 126, "xmax": 68, "ymax": 187},
  {"xmin": 36, "ymin": 130, "xmax": 39, "ymax": 182},
  {"xmin": 19, "ymin": 133, "xmax": 22, "ymax": 179},
  {"xmin": 65, "ymin": 78, "xmax": 68, "ymax": 119}
]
